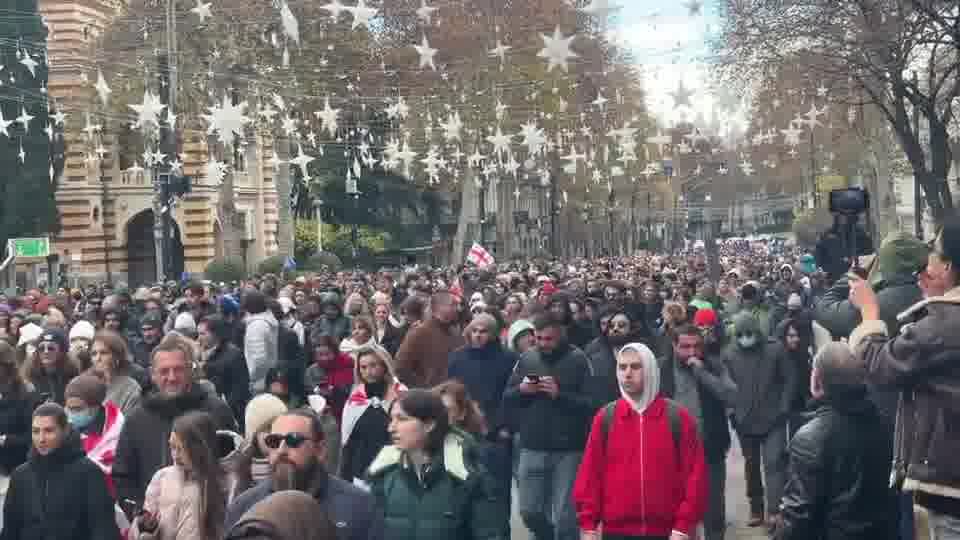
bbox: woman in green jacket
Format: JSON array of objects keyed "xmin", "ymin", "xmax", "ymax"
[{"xmin": 366, "ymin": 389, "xmax": 505, "ymax": 540}]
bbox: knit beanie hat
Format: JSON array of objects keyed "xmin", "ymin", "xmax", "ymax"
[
  {"xmin": 69, "ymin": 320, "xmax": 96, "ymax": 342},
  {"xmin": 244, "ymin": 394, "xmax": 289, "ymax": 440},
  {"xmin": 692, "ymin": 308, "xmax": 718, "ymax": 328},
  {"xmin": 174, "ymin": 312, "xmax": 197, "ymax": 335},
  {"xmin": 65, "ymin": 374, "xmax": 107, "ymax": 405}
]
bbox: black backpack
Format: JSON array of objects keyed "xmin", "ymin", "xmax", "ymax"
[{"xmin": 600, "ymin": 398, "xmax": 682, "ymax": 455}]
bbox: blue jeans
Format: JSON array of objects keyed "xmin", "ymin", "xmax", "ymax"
[{"xmin": 517, "ymin": 449, "xmax": 581, "ymax": 540}]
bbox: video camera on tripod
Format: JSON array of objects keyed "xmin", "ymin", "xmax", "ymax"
[{"xmin": 815, "ymin": 188, "xmax": 873, "ymax": 281}]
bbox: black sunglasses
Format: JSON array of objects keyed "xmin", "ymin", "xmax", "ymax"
[{"xmin": 264, "ymin": 433, "xmax": 312, "ymax": 450}]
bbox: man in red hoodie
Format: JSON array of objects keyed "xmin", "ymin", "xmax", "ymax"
[{"xmin": 574, "ymin": 342, "xmax": 708, "ymax": 540}]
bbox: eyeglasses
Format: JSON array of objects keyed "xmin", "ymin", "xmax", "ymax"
[{"xmin": 264, "ymin": 432, "xmax": 312, "ymax": 449}]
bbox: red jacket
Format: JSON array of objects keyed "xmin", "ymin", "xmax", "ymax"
[{"xmin": 573, "ymin": 396, "xmax": 708, "ymax": 537}]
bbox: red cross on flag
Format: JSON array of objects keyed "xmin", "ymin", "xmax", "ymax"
[{"xmin": 467, "ymin": 242, "xmax": 495, "ymax": 268}]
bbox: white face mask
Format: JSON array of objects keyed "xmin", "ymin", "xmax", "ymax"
[{"xmin": 737, "ymin": 335, "xmax": 757, "ymax": 349}]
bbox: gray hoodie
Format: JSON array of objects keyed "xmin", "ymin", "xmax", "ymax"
[{"xmin": 245, "ymin": 311, "xmax": 279, "ymax": 393}]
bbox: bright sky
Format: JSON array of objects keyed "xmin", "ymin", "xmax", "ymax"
[{"xmin": 608, "ymin": 0, "xmax": 727, "ymax": 131}]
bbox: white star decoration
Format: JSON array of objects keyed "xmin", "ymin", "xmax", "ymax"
[
  {"xmin": 346, "ymin": 0, "xmax": 377, "ymax": 30},
  {"xmin": 518, "ymin": 121, "xmax": 547, "ymax": 155},
  {"xmin": 19, "ymin": 51, "xmax": 38, "ymax": 78},
  {"xmin": 204, "ymin": 159, "xmax": 228, "ymax": 184},
  {"xmin": 289, "ymin": 143, "xmax": 315, "ymax": 178},
  {"xmin": 416, "ymin": 0, "xmax": 437, "ymax": 24},
  {"xmin": 781, "ymin": 122, "xmax": 803, "ymax": 146},
  {"xmin": 15, "ymin": 107, "xmax": 34, "ymax": 132},
  {"xmin": 440, "ymin": 112, "xmax": 463, "ymax": 142},
  {"xmin": 0, "ymin": 109, "xmax": 12, "ymax": 137},
  {"xmin": 203, "ymin": 94, "xmax": 251, "ymax": 142},
  {"xmin": 190, "ymin": 0, "xmax": 213, "ymax": 22},
  {"xmin": 321, "ymin": 0, "xmax": 345, "ymax": 20},
  {"xmin": 315, "ymin": 96, "xmax": 340, "ymax": 136},
  {"xmin": 538, "ymin": 26, "xmax": 577, "ymax": 72},
  {"xmin": 486, "ymin": 126, "xmax": 512, "ymax": 157},
  {"xmin": 94, "ymin": 69, "xmax": 112, "ymax": 105},
  {"xmin": 489, "ymin": 40, "xmax": 511, "ymax": 70},
  {"xmin": 129, "ymin": 90, "xmax": 166, "ymax": 130},
  {"xmin": 413, "ymin": 34, "xmax": 438, "ymax": 70}
]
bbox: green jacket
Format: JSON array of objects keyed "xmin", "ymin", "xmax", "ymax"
[{"xmin": 367, "ymin": 434, "xmax": 505, "ymax": 540}]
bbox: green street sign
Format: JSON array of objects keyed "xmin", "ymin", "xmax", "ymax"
[{"xmin": 12, "ymin": 237, "xmax": 50, "ymax": 258}]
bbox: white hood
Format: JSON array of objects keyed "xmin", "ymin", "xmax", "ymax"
[{"xmin": 617, "ymin": 342, "xmax": 660, "ymax": 414}]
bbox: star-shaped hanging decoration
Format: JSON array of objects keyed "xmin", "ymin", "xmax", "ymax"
[
  {"xmin": 190, "ymin": 0, "xmax": 213, "ymax": 22},
  {"xmin": 802, "ymin": 103, "xmax": 826, "ymax": 130},
  {"xmin": 321, "ymin": 0, "xmax": 345, "ymax": 20},
  {"xmin": 18, "ymin": 142, "xmax": 26, "ymax": 163},
  {"xmin": 279, "ymin": 0, "xmax": 300, "ymax": 44},
  {"xmin": 740, "ymin": 158, "xmax": 755, "ymax": 176},
  {"xmin": 0, "ymin": 109, "xmax": 13, "ymax": 137},
  {"xmin": 489, "ymin": 40, "xmax": 511, "ymax": 70},
  {"xmin": 19, "ymin": 51, "xmax": 38, "ymax": 78},
  {"xmin": 266, "ymin": 151, "xmax": 287, "ymax": 171},
  {"xmin": 259, "ymin": 105, "xmax": 278, "ymax": 122},
  {"xmin": 440, "ymin": 111, "xmax": 463, "ymax": 142},
  {"xmin": 537, "ymin": 26, "xmax": 577, "ymax": 73},
  {"xmin": 204, "ymin": 159, "xmax": 228, "ymax": 184},
  {"xmin": 467, "ymin": 148, "xmax": 486, "ymax": 167},
  {"xmin": 94, "ymin": 69, "xmax": 111, "ymax": 105},
  {"xmin": 592, "ymin": 92, "xmax": 609, "ymax": 110},
  {"xmin": 413, "ymin": 34, "xmax": 438, "ymax": 70},
  {"xmin": 15, "ymin": 106, "xmax": 34, "ymax": 132},
  {"xmin": 315, "ymin": 96, "xmax": 340, "ymax": 136},
  {"xmin": 281, "ymin": 115, "xmax": 298, "ymax": 136},
  {"xmin": 505, "ymin": 154, "xmax": 521, "ymax": 178},
  {"xmin": 416, "ymin": 0, "xmax": 437, "ymax": 24},
  {"xmin": 386, "ymin": 96, "xmax": 410, "ymax": 120},
  {"xmin": 203, "ymin": 94, "xmax": 251, "ymax": 142},
  {"xmin": 288, "ymin": 143, "xmax": 315, "ymax": 177},
  {"xmin": 129, "ymin": 90, "xmax": 166, "ymax": 130},
  {"xmin": 606, "ymin": 121, "xmax": 637, "ymax": 141},
  {"xmin": 486, "ymin": 126, "xmax": 512, "ymax": 157},
  {"xmin": 781, "ymin": 121, "xmax": 803, "ymax": 146},
  {"xmin": 345, "ymin": 0, "xmax": 377, "ymax": 30},
  {"xmin": 51, "ymin": 110, "xmax": 66, "ymax": 126},
  {"xmin": 816, "ymin": 83, "xmax": 828, "ymax": 98},
  {"xmin": 518, "ymin": 121, "xmax": 547, "ymax": 155},
  {"xmin": 670, "ymin": 80, "xmax": 694, "ymax": 108},
  {"xmin": 495, "ymin": 99, "xmax": 508, "ymax": 122}
]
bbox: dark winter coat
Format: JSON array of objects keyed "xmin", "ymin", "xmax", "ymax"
[
  {"xmin": 277, "ymin": 323, "xmax": 306, "ymax": 399},
  {"xmin": 204, "ymin": 341, "xmax": 251, "ymax": 422},
  {"xmin": 447, "ymin": 342, "xmax": 516, "ymax": 432},
  {"xmin": 502, "ymin": 343, "xmax": 595, "ymax": 452},
  {"xmin": 0, "ymin": 431, "xmax": 120, "ymax": 540},
  {"xmin": 0, "ymin": 391, "xmax": 38, "ymax": 474},
  {"xmin": 723, "ymin": 339, "xmax": 798, "ymax": 437},
  {"xmin": 775, "ymin": 390, "xmax": 897, "ymax": 540},
  {"xmin": 112, "ymin": 384, "xmax": 237, "ymax": 504},
  {"xmin": 582, "ymin": 337, "xmax": 620, "ymax": 407},
  {"xmin": 366, "ymin": 435, "xmax": 506, "ymax": 540},
  {"xmin": 850, "ymin": 286, "xmax": 960, "ymax": 508},
  {"xmin": 225, "ymin": 467, "xmax": 383, "ymax": 540},
  {"xmin": 394, "ymin": 319, "xmax": 463, "ymax": 388}
]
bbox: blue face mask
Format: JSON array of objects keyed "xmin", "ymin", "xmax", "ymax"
[{"xmin": 67, "ymin": 409, "xmax": 95, "ymax": 429}]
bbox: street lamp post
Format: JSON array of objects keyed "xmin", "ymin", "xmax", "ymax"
[
  {"xmin": 345, "ymin": 172, "xmax": 359, "ymax": 260},
  {"xmin": 313, "ymin": 199, "xmax": 324, "ymax": 254}
]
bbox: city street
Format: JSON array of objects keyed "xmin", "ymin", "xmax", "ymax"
[{"xmin": 510, "ymin": 437, "xmax": 770, "ymax": 540}]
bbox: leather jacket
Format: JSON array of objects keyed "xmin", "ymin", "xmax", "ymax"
[
  {"xmin": 775, "ymin": 390, "xmax": 896, "ymax": 540},
  {"xmin": 850, "ymin": 286, "xmax": 960, "ymax": 501}
]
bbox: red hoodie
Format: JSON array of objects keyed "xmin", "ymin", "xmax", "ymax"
[{"xmin": 573, "ymin": 396, "xmax": 708, "ymax": 537}]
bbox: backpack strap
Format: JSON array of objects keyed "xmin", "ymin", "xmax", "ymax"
[
  {"xmin": 600, "ymin": 401, "xmax": 617, "ymax": 450},
  {"xmin": 602, "ymin": 399, "xmax": 681, "ymax": 456}
]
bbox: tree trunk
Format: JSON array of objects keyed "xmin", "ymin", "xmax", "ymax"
[
  {"xmin": 275, "ymin": 136, "xmax": 294, "ymax": 257},
  {"xmin": 451, "ymin": 168, "xmax": 476, "ymax": 265}
]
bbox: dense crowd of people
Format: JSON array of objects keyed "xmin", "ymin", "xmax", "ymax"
[{"xmin": 0, "ymin": 214, "xmax": 956, "ymax": 540}]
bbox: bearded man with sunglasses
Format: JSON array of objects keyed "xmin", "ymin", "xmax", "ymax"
[{"xmin": 224, "ymin": 409, "xmax": 383, "ymax": 540}]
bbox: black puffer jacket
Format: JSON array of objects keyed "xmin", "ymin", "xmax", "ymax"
[
  {"xmin": 112, "ymin": 384, "xmax": 237, "ymax": 504},
  {"xmin": 1, "ymin": 431, "xmax": 120, "ymax": 540},
  {"xmin": 775, "ymin": 390, "xmax": 897, "ymax": 540},
  {"xmin": 204, "ymin": 341, "xmax": 251, "ymax": 422}
]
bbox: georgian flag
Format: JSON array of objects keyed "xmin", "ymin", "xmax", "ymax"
[{"xmin": 467, "ymin": 242, "xmax": 494, "ymax": 268}]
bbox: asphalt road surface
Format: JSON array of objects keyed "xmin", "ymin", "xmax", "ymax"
[{"xmin": 510, "ymin": 437, "xmax": 770, "ymax": 540}]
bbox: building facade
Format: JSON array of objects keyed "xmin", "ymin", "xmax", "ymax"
[{"xmin": 39, "ymin": 0, "xmax": 280, "ymax": 286}]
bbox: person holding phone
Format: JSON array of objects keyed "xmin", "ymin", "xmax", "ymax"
[{"xmin": 503, "ymin": 314, "xmax": 595, "ymax": 540}]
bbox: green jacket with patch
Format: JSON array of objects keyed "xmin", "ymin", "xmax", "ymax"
[{"xmin": 366, "ymin": 434, "xmax": 506, "ymax": 540}]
